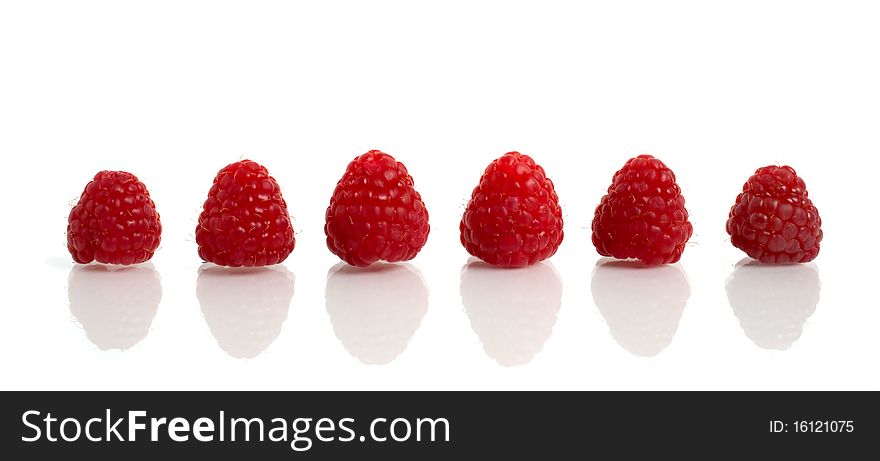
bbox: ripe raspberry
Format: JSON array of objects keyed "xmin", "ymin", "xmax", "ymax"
[
  {"xmin": 325, "ymin": 150, "xmax": 430, "ymax": 267},
  {"xmin": 67, "ymin": 171, "xmax": 162, "ymax": 265},
  {"xmin": 197, "ymin": 265, "xmax": 294, "ymax": 359},
  {"xmin": 68, "ymin": 264, "xmax": 162, "ymax": 351},
  {"xmin": 325, "ymin": 263, "xmax": 428, "ymax": 365},
  {"xmin": 196, "ymin": 160, "xmax": 296, "ymax": 267},
  {"xmin": 726, "ymin": 165, "xmax": 822, "ymax": 264},
  {"xmin": 592, "ymin": 155, "xmax": 693, "ymax": 265},
  {"xmin": 460, "ymin": 152, "xmax": 563, "ymax": 267}
]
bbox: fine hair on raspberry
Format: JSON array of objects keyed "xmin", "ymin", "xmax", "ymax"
[
  {"xmin": 67, "ymin": 170, "xmax": 162, "ymax": 265},
  {"xmin": 460, "ymin": 151, "xmax": 564, "ymax": 267},
  {"xmin": 325, "ymin": 150, "xmax": 430, "ymax": 267}
]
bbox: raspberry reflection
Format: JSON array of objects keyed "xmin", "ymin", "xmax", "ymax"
[
  {"xmin": 325, "ymin": 262, "xmax": 428, "ymax": 365},
  {"xmin": 197, "ymin": 264, "xmax": 294, "ymax": 359},
  {"xmin": 68, "ymin": 263, "xmax": 162, "ymax": 351},
  {"xmin": 590, "ymin": 259, "xmax": 690, "ymax": 357},
  {"xmin": 726, "ymin": 259, "xmax": 820, "ymax": 350},
  {"xmin": 460, "ymin": 259, "xmax": 562, "ymax": 366}
]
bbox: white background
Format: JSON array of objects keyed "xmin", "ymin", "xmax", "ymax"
[{"xmin": 1, "ymin": 1, "xmax": 878, "ymax": 390}]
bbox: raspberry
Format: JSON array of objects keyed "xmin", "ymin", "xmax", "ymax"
[
  {"xmin": 197, "ymin": 266, "xmax": 294, "ymax": 359},
  {"xmin": 196, "ymin": 160, "xmax": 296, "ymax": 267},
  {"xmin": 460, "ymin": 260, "xmax": 561, "ymax": 366},
  {"xmin": 726, "ymin": 165, "xmax": 822, "ymax": 264},
  {"xmin": 325, "ymin": 263, "xmax": 428, "ymax": 365},
  {"xmin": 726, "ymin": 261, "xmax": 820, "ymax": 350},
  {"xmin": 460, "ymin": 152, "xmax": 564, "ymax": 267},
  {"xmin": 325, "ymin": 150, "xmax": 430, "ymax": 267},
  {"xmin": 592, "ymin": 155, "xmax": 693, "ymax": 265},
  {"xmin": 67, "ymin": 171, "xmax": 162, "ymax": 265},
  {"xmin": 591, "ymin": 261, "xmax": 690, "ymax": 357},
  {"xmin": 68, "ymin": 264, "xmax": 162, "ymax": 351}
]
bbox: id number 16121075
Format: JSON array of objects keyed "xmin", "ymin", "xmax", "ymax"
[{"xmin": 770, "ymin": 420, "xmax": 854, "ymax": 433}]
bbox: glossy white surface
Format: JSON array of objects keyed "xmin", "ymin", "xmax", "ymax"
[{"xmin": 1, "ymin": 1, "xmax": 878, "ymax": 390}]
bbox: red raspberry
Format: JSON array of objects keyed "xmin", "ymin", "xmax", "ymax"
[
  {"xmin": 460, "ymin": 152, "xmax": 564, "ymax": 267},
  {"xmin": 726, "ymin": 165, "xmax": 822, "ymax": 264},
  {"xmin": 196, "ymin": 160, "xmax": 296, "ymax": 267},
  {"xmin": 67, "ymin": 171, "xmax": 162, "ymax": 265},
  {"xmin": 325, "ymin": 150, "xmax": 430, "ymax": 267},
  {"xmin": 592, "ymin": 155, "xmax": 693, "ymax": 265}
]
